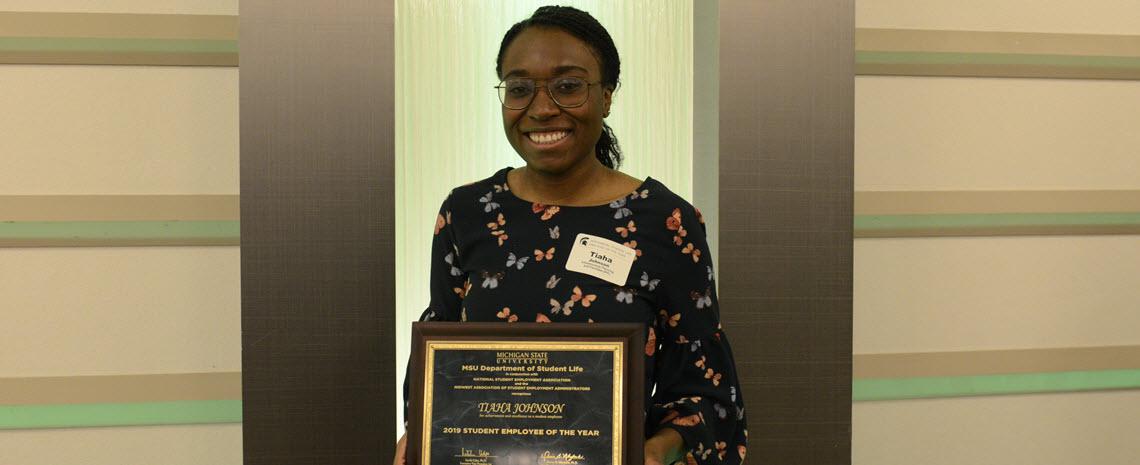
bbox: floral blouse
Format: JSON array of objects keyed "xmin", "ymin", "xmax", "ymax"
[{"xmin": 405, "ymin": 167, "xmax": 747, "ymax": 465}]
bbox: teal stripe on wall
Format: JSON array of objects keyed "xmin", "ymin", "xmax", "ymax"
[
  {"xmin": 0, "ymin": 221, "xmax": 239, "ymax": 240},
  {"xmin": 856, "ymin": 51, "xmax": 1140, "ymax": 69},
  {"xmin": 855, "ymin": 212, "xmax": 1140, "ymax": 230},
  {"xmin": 0, "ymin": 400, "xmax": 242, "ymax": 429},
  {"xmin": 5, "ymin": 372, "xmax": 1137, "ymax": 428},
  {"xmin": 0, "ymin": 37, "xmax": 237, "ymax": 53},
  {"xmin": 853, "ymin": 369, "xmax": 1140, "ymax": 401}
]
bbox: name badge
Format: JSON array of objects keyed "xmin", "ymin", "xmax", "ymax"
[{"xmin": 565, "ymin": 233, "xmax": 636, "ymax": 286}]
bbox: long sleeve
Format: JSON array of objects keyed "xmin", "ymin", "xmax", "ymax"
[
  {"xmin": 648, "ymin": 204, "xmax": 748, "ymax": 465},
  {"xmin": 402, "ymin": 196, "xmax": 468, "ymax": 428}
]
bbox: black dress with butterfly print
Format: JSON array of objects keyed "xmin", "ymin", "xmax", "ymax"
[{"xmin": 405, "ymin": 167, "xmax": 748, "ymax": 465}]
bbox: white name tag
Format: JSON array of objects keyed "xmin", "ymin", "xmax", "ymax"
[{"xmin": 565, "ymin": 233, "xmax": 636, "ymax": 286}]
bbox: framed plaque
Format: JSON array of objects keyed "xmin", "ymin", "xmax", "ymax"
[{"xmin": 409, "ymin": 322, "xmax": 645, "ymax": 465}]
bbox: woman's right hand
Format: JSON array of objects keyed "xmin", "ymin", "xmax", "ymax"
[{"xmin": 393, "ymin": 433, "xmax": 408, "ymax": 465}]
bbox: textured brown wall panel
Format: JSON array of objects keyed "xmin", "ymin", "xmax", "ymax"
[
  {"xmin": 718, "ymin": 1, "xmax": 853, "ymax": 463},
  {"xmin": 240, "ymin": 1, "xmax": 395, "ymax": 464}
]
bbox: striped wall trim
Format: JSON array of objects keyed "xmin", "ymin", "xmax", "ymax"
[
  {"xmin": 858, "ymin": 29, "xmax": 1140, "ymax": 57},
  {"xmin": 0, "ymin": 221, "xmax": 240, "ymax": 247},
  {"xmin": 856, "ymin": 29, "xmax": 1140, "ymax": 80},
  {"xmin": 0, "ymin": 373, "xmax": 242, "ymax": 430},
  {"xmin": 0, "ymin": 195, "xmax": 239, "ymax": 221},
  {"xmin": 854, "ymin": 190, "xmax": 1140, "ymax": 237},
  {"xmin": 854, "ymin": 212, "xmax": 1140, "ymax": 237},
  {"xmin": 0, "ymin": 400, "xmax": 242, "ymax": 429},
  {"xmin": 0, "ymin": 12, "xmax": 237, "ymax": 66},
  {"xmin": 0, "ymin": 50, "xmax": 236, "ymax": 66},
  {"xmin": 853, "ymin": 369, "xmax": 1140, "ymax": 401},
  {"xmin": 0, "ymin": 12, "xmax": 237, "ymax": 40},
  {"xmin": 0, "ymin": 372, "xmax": 241, "ymax": 405},
  {"xmin": 854, "ymin": 346, "xmax": 1140, "ymax": 379},
  {"xmin": 856, "ymin": 54, "xmax": 1140, "ymax": 80},
  {"xmin": 0, "ymin": 195, "xmax": 240, "ymax": 246},
  {"xmin": 0, "ymin": 37, "xmax": 236, "ymax": 53},
  {"xmin": 855, "ymin": 190, "xmax": 1140, "ymax": 215}
]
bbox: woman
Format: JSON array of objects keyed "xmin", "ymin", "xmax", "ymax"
[{"xmin": 395, "ymin": 6, "xmax": 746, "ymax": 465}]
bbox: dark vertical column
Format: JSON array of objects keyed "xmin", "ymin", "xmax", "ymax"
[
  {"xmin": 718, "ymin": 1, "xmax": 853, "ymax": 463},
  {"xmin": 240, "ymin": 1, "xmax": 395, "ymax": 464}
]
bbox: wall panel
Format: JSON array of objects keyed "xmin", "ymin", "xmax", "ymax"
[
  {"xmin": 0, "ymin": 424, "xmax": 242, "ymax": 465},
  {"xmin": 855, "ymin": 235, "xmax": 1140, "ymax": 354},
  {"xmin": 856, "ymin": 76, "xmax": 1140, "ymax": 191},
  {"xmin": 0, "ymin": 65, "xmax": 238, "ymax": 195},
  {"xmin": 240, "ymin": 1, "xmax": 395, "ymax": 463},
  {"xmin": 0, "ymin": 1, "xmax": 236, "ymax": 15},
  {"xmin": 856, "ymin": 0, "xmax": 1140, "ymax": 35},
  {"xmin": 719, "ymin": 1, "xmax": 854, "ymax": 463},
  {"xmin": 0, "ymin": 2, "xmax": 243, "ymax": 464},
  {"xmin": 0, "ymin": 247, "xmax": 240, "ymax": 376},
  {"xmin": 853, "ymin": 390, "xmax": 1140, "ymax": 465},
  {"xmin": 854, "ymin": 1, "xmax": 1140, "ymax": 464}
]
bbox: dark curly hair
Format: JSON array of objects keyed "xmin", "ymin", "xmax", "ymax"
[{"xmin": 495, "ymin": 5, "xmax": 622, "ymax": 169}]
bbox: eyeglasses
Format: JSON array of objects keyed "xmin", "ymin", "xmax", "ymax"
[{"xmin": 495, "ymin": 77, "xmax": 601, "ymax": 110}]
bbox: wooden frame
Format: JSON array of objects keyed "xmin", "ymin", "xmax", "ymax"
[{"xmin": 409, "ymin": 322, "xmax": 644, "ymax": 465}]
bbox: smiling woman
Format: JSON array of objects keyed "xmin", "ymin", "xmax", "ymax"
[
  {"xmin": 496, "ymin": 20, "xmax": 617, "ymax": 175},
  {"xmin": 393, "ymin": 6, "xmax": 744, "ymax": 465},
  {"xmin": 393, "ymin": 5, "xmax": 695, "ymax": 406},
  {"xmin": 498, "ymin": 24, "xmax": 638, "ymax": 206}
]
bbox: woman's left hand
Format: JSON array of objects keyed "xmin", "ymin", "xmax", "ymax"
[{"xmin": 644, "ymin": 428, "xmax": 685, "ymax": 465}]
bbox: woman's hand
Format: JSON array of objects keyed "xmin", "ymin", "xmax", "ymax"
[
  {"xmin": 644, "ymin": 428, "xmax": 685, "ymax": 465},
  {"xmin": 393, "ymin": 433, "xmax": 408, "ymax": 465}
]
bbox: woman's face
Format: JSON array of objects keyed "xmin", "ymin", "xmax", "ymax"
[{"xmin": 499, "ymin": 27, "xmax": 612, "ymax": 176}]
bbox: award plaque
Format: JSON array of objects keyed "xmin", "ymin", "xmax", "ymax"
[{"xmin": 408, "ymin": 322, "xmax": 644, "ymax": 465}]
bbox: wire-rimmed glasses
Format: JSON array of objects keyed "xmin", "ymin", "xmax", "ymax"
[{"xmin": 495, "ymin": 77, "xmax": 601, "ymax": 110}]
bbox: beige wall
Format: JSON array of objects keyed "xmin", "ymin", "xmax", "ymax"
[
  {"xmin": 0, "ymin": 0, "xmax": 236, "ymax": 15},
  {"xmin": 855, "ymin": 235, "xmax": 1140, "ymax": 354},
  {"xmin": 857, "ymin": 0, "xmax": 1140, "ymax": 34},
  {"xmin": 855, "ymin": 1, "xmax": 1140, "ymax": 464},
  {"xmin": 857, "ymin": 77, "xmax": 1140, "ymax": 191},
  {"xmin": 0, "ymin": 247, "xmax": 241, "ymax": 377},
  {"xmin": 0, "ymin": 65, "xmax": 239, "ymax": 195},
  {"xmin": 854, "ymin": 390, "xmax": 1140, "ymax": 465},
  {"xmin": 0, "ymin": 424, "xmax": 243, "ymax": 465},
  {"xmin": 0, "ymin": 1, "xmax": 241, "ymax": 463}
]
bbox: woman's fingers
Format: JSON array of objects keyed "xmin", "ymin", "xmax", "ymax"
[{"xmin": 393, "ymin": 433, "xmax": 408, "ymax": 465}]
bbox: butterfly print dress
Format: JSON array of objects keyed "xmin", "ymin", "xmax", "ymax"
[{"xmin": 405, "ymin": 167, "xmax": 748, "ymax": 465}]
